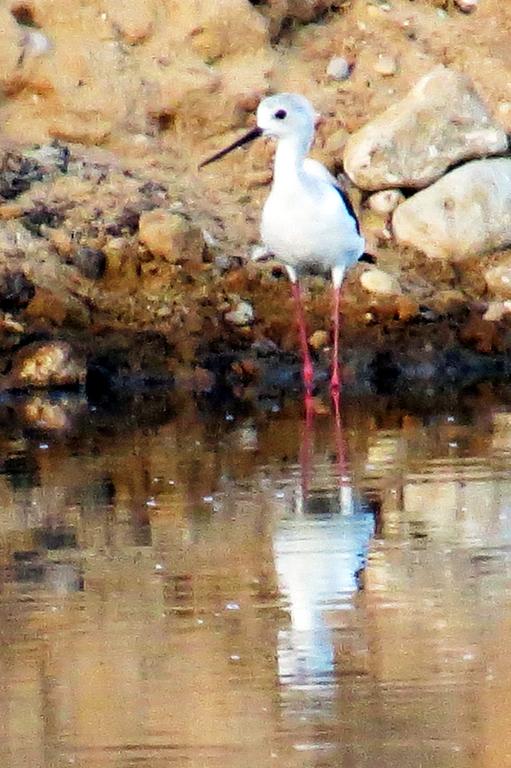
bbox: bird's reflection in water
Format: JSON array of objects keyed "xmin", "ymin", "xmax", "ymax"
[{"xmin": 274, "ymin": 401, "xmax": 377, "ymax": 684}]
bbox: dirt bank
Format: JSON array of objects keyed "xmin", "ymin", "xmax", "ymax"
[{"xmin": 0, "ymin": 0, "xmax": 511, "ymax": 395}]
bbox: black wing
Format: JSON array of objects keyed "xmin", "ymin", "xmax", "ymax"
[{"xmin": 334, "ymin": 186, "xmax": 361, "ymax": 235}]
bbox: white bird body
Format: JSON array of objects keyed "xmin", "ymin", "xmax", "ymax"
[
  {"xmin": 261, "ymin": 156, "xmax": 364, "ymax": 281},
  {"xmin": 256, "ymin": 93, "xmax": 364, "ymax": 288}
]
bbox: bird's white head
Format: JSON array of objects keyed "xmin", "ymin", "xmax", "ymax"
[
  {"xmin": 199, "ymin": 92, "xmax": 317, "ymax": 169},
  {"xmin": 256, "ymin": 93, "xmax": 316, "ymax": 147}
]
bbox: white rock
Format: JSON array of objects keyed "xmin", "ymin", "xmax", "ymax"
[
  {"xmin": 250, "ymin": 244, "xmax": 272, "ymax": 262},
  {"xmin": 344, "ymin": 66, "xmax": 508, "ymax": 191},
  {"xmin": 483, "ymin": 301, "xmax": 511, "ymax": 322},
  {"xmin": 326, "ymin": 56, "xmax": 350, "ymax": 81},
  {"xmin": 21, "ymin": 29, "xmax": 53, "ymax": 57},
  {"xmin": 374, "ymin": 54, "xmax": 397, "ymax": 76},
  {"xmin": 455, "ymin": 0, "xmax": 478, "ymax": 12},
  {"xmin": 368, "ymin": 189, "xmax": 404, "ymax": 214},
  {"xmin": 484, "ymin": 260, "xmax": 511, "ymax": 298},
  {"xmin": 392, "ymin": 158, "xmax": 511, "ymax": 260},
  {"xmin": 360, "ymin": 267, "xmax": 401, "ymax": 295},
  {"xmin": 225, "ymin": 300, "xmax": 254, "ymax": 326},
  {"xmin": 201, "ymin": 228, "xmax": 219, "ymax": 247},
  {"xmin": 11, "ymin": 341, "xmax": 86, "ymax": 389}
]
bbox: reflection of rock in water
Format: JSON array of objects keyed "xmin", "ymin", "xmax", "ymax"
[
  {"xmin": 273, "ymin": 486, "xmax": 376, "ymax": 683},
  {"xmin": 44, "ymin": 562, "xmax": 83, "ymax": 593},
  {"xmin": 3, "ymin": 452, "xmax": 40, "ymax": 491},
  {"xmin": 9, "ymin": 549, "xmax": 83, "ymax": 592},
  {"xmin": 301, "ymin": 489, "xmax": 346, "ymax": 517},
  {"xmin": 11, "ymin": 550, "xmax": 44, "ymax": 582},
  {"xmin": 34, "ymin": 526, "xmax": 77, "ymax": 550}
]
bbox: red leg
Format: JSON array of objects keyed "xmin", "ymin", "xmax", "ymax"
[
  {"xmin": 299, "ymin": 393, "xmax": 315, "ymax": 499},
  {"xmin": 332, "ymin": 383, "xmax": 348, "ymax": 483},
  {"xmin": 290, "ymin": 280, "xmax": 314, "ymax": 395},
  {"xmin": 330, "ymin": 276, "xmax": 349, "ymax": 483},
  {"xmin": 330, "ymin": 283, "xmax": 341, "ymax": 394}
]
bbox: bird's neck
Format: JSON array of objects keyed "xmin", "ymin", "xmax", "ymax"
[{"xmin": 273, "ymin": 135, "xmax": 311, "ymax": 185}]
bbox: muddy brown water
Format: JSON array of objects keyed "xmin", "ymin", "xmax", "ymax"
[{"xmin": 1, "ymin": 387, "xmax": 511, "ymax": 768}]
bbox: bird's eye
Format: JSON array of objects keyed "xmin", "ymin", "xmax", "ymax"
[{"xmin": 274, "ymin": 109, "xmax": 287, "ymax": 120}]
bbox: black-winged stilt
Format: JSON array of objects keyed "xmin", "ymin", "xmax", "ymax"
[{"xmin": 200, "ymin": 93, "xmax": 365, "ymax": 405}]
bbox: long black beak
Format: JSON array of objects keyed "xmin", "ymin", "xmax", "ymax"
[{"xmin": 199, "ymin": 126, "xmax": 263, "ymax": 169}]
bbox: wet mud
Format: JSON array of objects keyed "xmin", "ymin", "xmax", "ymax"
[{"xmin": 0, "ymin": 142, "xmax": 510, "ymax": 399}]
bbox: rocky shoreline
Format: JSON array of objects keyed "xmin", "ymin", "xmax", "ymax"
[{"xmin": 1, "ymin": 0, "xmax": 511, "ymax": 398}]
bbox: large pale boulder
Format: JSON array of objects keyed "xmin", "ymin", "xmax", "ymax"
[
  {"xmin": 344, "ymin": 67, "xmax": 507, "ymax": 191},
  {"xmin": 392, "ymin": 158, "xmax": 511, "ymax": 260}
]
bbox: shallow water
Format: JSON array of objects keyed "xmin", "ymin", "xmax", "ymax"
[{"xmin": 1, "ymin": 388, "xmax": 511, "ymax": 768}]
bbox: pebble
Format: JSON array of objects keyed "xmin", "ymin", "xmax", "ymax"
[
  {"xmin": 368, "ymin": 189, "xmax": 404, "ymax": 215},
  {"xmin": 455, "ymin": 0, "xmax": 478, "ymax": 12},
  {"xmin": 374, "ymin": 54, "xmax": 397, "ymax": 76},
  {"xmin": 484, "ymin": 261, "xmax": 511, "ymax": 298},
  {"xmin": 483, "ymin": 301, "xmax": 511, "ymax": 322},
  {"xmin": 10, "ymin": 341, "xmax": 86, "ymax": 389},
  {"xmin": 326, "ymin": 56, "xmax": 351, "ymax": 81},
  {"xmin": 21, "ymin": 29, "xmax": 53, "ymax": 57},
  {"xmin": 139, "ymin": 209, "xmax": 205, "ymax": 264},
  {"xmin": 202, "ymin": 229, "xmax": 219, "ymax": 247},
  {"xmin": 225, "ymin": 300, "xmax": 254, "ymax": 326},
  {"xmin": 0, "ymin": 269, "xmax": 35, "ymax": 311},
  {"xmin": 22, "ymin": 398, "xmax": 72, "ymax": 431},
  {"xmin": 0, "ymin": 314, "xmax": 24, "ymax": 333},
  {"xmin": 250, "ymin": 245, "xmax": 270, "ymax": 261},
  {"xmin": 360, "ymin": 267, "xmax": 401, "ymax": 296},
  {"xmin": 308, "ymin": 329, "xmax": 329, "ymax": 350},
  {"xmin": 70, "ymin": 246, "xmax": 106, "ymax": 280},
  {"xmin": 251, "ymin": 337, "xmax": 278, "ymax": 356},
  {"xmin": 214, "ymin": 254, "xmax": 231, "ymax": 271}
]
